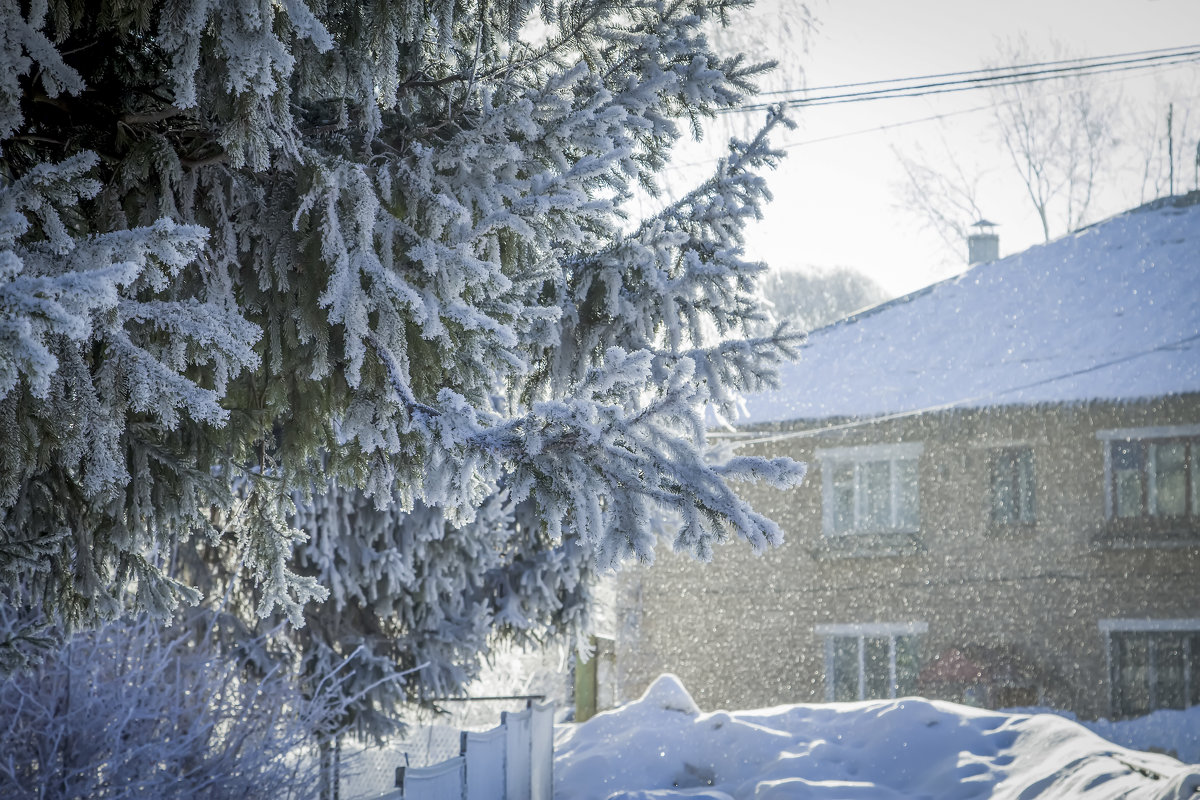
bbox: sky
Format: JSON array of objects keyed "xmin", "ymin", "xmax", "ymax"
[{"xmin": 657, "ymin": 0, "xmax": 1200, "ymax": 296}]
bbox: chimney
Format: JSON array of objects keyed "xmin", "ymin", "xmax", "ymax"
[{"xmin": 967, "ymin": 219, "xmax": 999, "ymax": 265}]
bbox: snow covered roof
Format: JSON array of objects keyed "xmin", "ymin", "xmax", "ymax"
[{"xmin": 741, "ymin": 194, "xmax": 1200, "ymax": 425}]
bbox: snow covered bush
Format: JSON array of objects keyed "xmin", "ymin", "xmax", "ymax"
[
  {"xmin": 0, "ymin": 603, "xmax": 347, "ymax": 799},
  {"xmin": 0, "ymin": 0, "xmax": 803, "ymax": 735}
]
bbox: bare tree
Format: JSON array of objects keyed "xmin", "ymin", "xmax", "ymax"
[
  {"xmin": 988, "ymin": 39, "xmax": 1121, "ymax": 241},
  {"xmin": 893, "ymin": 136, "xmax": 990, "ymax": 254},
  {"xmin": 894, "ymin": 38, "xmax": 1121, "ymax": 248},
  {"xmin": 1126, "ymin": 79, "xmax": 1198, "ymax": 202}
]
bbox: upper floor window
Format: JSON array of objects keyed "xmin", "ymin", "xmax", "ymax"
[
  {"xmin": 818, "ymin": 443, "xmax": 922, "ymax": 535},
  {"xmin": 818, "ymin": 622, "xmax": 926, "ymax": 702},
  {"xmin": 1101, "ymin": 619, "xmax": 1200, "ymax": 718},
  {"xmin": 990, "ymin": 446, "xmax": 1036, "ymax": 526},
  {"xmin": 1097, "ymin": 426, "xmax": 1200, "ymax": 520}
]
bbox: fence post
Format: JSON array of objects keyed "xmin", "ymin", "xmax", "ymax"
[
  {"xmin": 394, "ymin": 757, "xmax": 465, "ymax": 800},
  {"xmin": 461, "ymin": 725, "xmax": 507, "ymax": 800},
  {"xmin": 501, "ymin": 707, "xmax": 532, "ymax": 800},
  {"xmin": 529, "ymin": 701, "xmax": 554, "ymax": 800}
]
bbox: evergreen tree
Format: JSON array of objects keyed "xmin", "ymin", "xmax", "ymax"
[{"xmin": 0, "ymin": 0, "xmax": 804, "ymax": 731}]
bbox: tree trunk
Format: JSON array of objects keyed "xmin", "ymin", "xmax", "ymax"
[{"xmin": 318, "ymin": 735, "xmax": 341, "ymax": 800}]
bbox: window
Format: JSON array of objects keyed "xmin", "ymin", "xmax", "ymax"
[
  {"xmin": 990, "ymin": 446, "xmax": 1036, "ymax": 525},
  {"xmin": 818, "ymin": 622, "xmax": 926, "ymax": 701},
  {"xmin": 1098, "ymin": 427, "xmax": 1200, "ymax": 520},
  {"xmin": 818, "ymin": 443, "xmax": 922, "ymax": 535},
  {"xmin": 1101, "ymin": 620, "xmax": 1200, "ymax": 718}
]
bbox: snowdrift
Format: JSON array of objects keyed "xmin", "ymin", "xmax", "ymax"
[{"xmin": 555, "ymin": 675, "xmax": 1200, "ymax": 800}]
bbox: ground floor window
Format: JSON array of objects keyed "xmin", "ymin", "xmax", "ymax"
[
  {"xmin": 817, "ymin": 622, "xmax": 926, "ymax": 702},
  {"xmin": 1102, "ymin": 620, "xmax": 1200, "ymax": 717}
]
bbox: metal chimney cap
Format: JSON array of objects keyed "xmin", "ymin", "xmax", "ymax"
[{"xmin": 971, "ymin": 218, "xmax": 998, "ymax": 229}]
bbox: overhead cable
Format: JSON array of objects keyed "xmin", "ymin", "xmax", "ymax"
[
  {"xmin": 759, "ymin": 43, "xmax": 1200, "ymax": 97},
  {"xmin": 724, "ymin": 45, "xmax": 1200, "ymax": 114}
]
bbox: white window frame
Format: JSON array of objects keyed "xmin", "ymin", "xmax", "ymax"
[
  {"xmin": 817, "ymin": 443, "xmax": 923, "ymax": 536},
  {"xmin": 1100, "ymin": 618, "xmax": 1200, "ymax": 716},
  {"xmin": 817, "ymin": 622, "xmax": 928, "ymax": 702},
  {"xmin": 1096, "ymin": 425, "xmax": 1200, "ymax": 519}
]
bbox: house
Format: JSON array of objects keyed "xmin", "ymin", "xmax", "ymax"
[{"xmin": 610, "ymin": 193, "xmax": 1200, "ymax": 720}]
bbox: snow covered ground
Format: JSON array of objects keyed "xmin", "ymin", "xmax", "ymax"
[{"xmin": 555, "ymin": 675, "xmax": 1200, "ymax": 800}]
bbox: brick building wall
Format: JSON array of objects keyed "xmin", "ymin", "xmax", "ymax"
[{"xmin": 614, "ymin": 396, "xmax": 1200, "ymax": 719}]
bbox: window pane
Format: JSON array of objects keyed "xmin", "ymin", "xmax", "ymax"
[
  {"xmin": 1112, "ymin": 441, "xmax": 1141, "ymax": 471},
  {"xmin": 1112, "ymin": 443, "xmax": 1144, "ymax": 518},
  {"xmin": 1113, "ymin": 633, "xmax": 1151, "ymax": 717},
  {"xmin": 991, "ymin": 448, "xmax": 1034, "ymax": 525},
  {"xmin": 862, "ymin": 461, "xmax": 891, "ymax": 530},
  {"xmin": 1155, "ymin": 633, "xmax": 1186, "ymax": 710},
  {"xmin": 895, "ymin": 458, "xmax": 920, "ymax": 530},
  {"xmin": 991, "ymin": 452, "xmax": 1015, "ymax": 524},
  {"xmin": 894, "ymin": 635, "xmax": 920, "ymax": 697},
  {"xmin": 832, "ymin": 463, "xmax": 855, "ymax": 533},
  {"xmin": 832, "ymin": 637, "xmax": 860, "ymax": 702},
  {"xmin": 1017, "ymin": 448, "xmax": 1036, "ymax": 523},
  {"xmin": 1153, "ymin": 444, "xmax": 1187, "ymax": 517},
  {"xmin": 864, "ymin": 636, "xmax": 890, "ymax": 699}
]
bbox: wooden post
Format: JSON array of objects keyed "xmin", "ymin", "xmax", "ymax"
[
  {"xmin": 574, "ymin": 639, "xmax": 598, "ymax": 722},
  {"xmin": 1167, "ymin": 103, "xmax": 1175, "ymax": 196}
]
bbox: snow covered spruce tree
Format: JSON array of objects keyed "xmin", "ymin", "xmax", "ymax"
[{"xmin": 0, "ymin": 0, "xmax": 803, "ymax": 727}]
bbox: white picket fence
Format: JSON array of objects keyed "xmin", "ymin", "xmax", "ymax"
[{"xmin": 383, "ymin": 701, "xmax": 554, "ymax": 800}]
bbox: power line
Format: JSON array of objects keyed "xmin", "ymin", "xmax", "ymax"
[
  {"xmin": 729, "ymin": 47, "xmax": 1200, "ymax": 114},
  {"xmin": 759, "ymin": 44, "xmax": 1200, "ymax": 98},
  {"xmin": 658, "ymin": 62, "xmax": 1199, "ymax": 172},
  {"xmin": 764, "ymin": 56, "xmax": 1200, "ymax": 111},
  {"xmin": 778, "ymin": 102, "xmax": 999, "ymax": 148},
  {"xmin": 745, "ymin": 45, "xmax": 1200, "ymax": 108},
  {"xmin": 793, "ymin": 49, "xmax": 1196, "ymax": 105},
  {"xmin": 779, "ymin": 85, "xmax": 1200, "ymax": 151}
]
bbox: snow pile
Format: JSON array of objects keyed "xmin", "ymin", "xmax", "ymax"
[
  {"xmin": 555, "ymin": 675, "xmax": 1200, "ymax": 800},
  {"xmin": 1022, "ymin": 706, "xmax": 1200, "ymax": 765}
]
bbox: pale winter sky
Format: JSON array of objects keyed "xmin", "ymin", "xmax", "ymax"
[{"xmin": 656, "ymin": 0, "xmax": 1200, "ymax": 296}]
